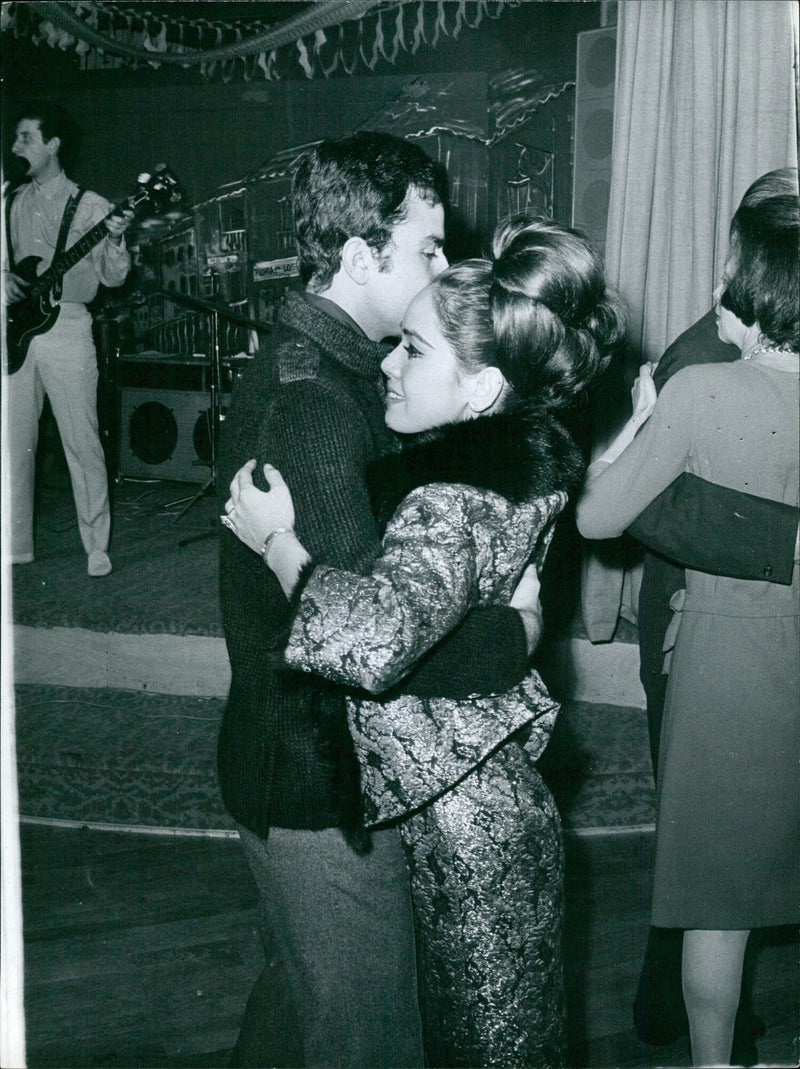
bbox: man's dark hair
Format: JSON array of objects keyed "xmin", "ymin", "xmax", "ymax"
[
  {"xmin": 721, "ymin": 167, "xmax": 799, "ymax": 350},
  {"xmin": 292, "ymin": 131, "xmax": 449, "ymax": 291},
  {"xmin": 13, "ymin": 100, "xmax": 80, "ymax": 172}
]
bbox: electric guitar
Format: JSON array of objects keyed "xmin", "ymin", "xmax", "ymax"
[{"xmin": 5, "ymin": 164, "xmax": 184, "ymax": 375}]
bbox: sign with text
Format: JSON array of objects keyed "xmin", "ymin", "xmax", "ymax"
[{"xmin": 253, "ymin": 257, "xmax": 298, "ymax": 282}]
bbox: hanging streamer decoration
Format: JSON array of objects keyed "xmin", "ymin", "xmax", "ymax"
[
  {"xmin": 296, "ymin": 35, "xmax": 314, "ymax": 80},
  {"xmin": 3, "ymin": 1, "xmax": 521, "ymax": 81},
  {"xmin": 357, "ymin": 67, "xmax": 575, "ymax": 148}
]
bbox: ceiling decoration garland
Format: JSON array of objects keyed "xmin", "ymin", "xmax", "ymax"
[
  {"xmin": 185, "ymin": 64, "xmax": 572, "ymax": 215},
  {"xmin": 358, "ymin": 72, "xmax": 575, "ymax": 147},
  {"xmin": 2, "ymin": 0, "xmax": 521, "ymax": 81},
  {"xmin": 487, "ymin": 67, "xmax": 574, "ymax": 143}
]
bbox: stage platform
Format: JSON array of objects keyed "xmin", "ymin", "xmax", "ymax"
[{"xmin": 10, "ymin": 477, "xmax": 655, "ymax": 835}]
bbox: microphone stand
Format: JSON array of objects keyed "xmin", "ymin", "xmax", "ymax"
[
  {"xmin": 154, "ymin": 284, "xmax": 268, "ymax": 544},
  {"xmin": 152, "ymin": 287, "xmax": 268, "ymax": 334}
]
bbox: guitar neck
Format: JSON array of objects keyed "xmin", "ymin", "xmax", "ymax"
[{"xmin": 28, "ymin": 206, "xmax": 121, "ymax": 302}]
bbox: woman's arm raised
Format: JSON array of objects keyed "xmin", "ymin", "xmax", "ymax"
[
  {"xmin": 576, "ymin": 367, "xmax": 695, "ymax": 541},
  {"xmin": 225, "ymin": 461, "xmax": 537, "ymax": 693}
]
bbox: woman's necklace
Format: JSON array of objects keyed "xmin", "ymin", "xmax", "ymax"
[{"xmin": 743, "ymin": 343, "xmax": 799, "ymax": 361}]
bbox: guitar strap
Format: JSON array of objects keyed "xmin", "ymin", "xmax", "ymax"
[
  {"xmin": 5, "ymin": 187, "xmax": 20, "ymax": 272},
  {"xmin": 51, "ymin": 188, "xmax": 84, "ymax": 301},
  {"xmin": 4, "ymin": 186, "xmax": 83, "ymax": 287}
]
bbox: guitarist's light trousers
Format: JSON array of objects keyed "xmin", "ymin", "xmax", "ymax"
[{"xmin": 6, "ymin": 303, "xmax": 110, "ymax": 562}]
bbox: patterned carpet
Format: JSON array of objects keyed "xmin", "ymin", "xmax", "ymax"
[
  {"xmin": 14, "ymin": 684, "xmax": 654, "ymax": 832},
  {"xmin": 12, "ymin": 479, "xmax": 223, "ymax": 636},
  {"xmin": 15, "ymin": 685, "xmax": 233, "ymax": 832},
  {"xmin": 11, "ymin": 476, "xmax": 655, "ymax": 833},
  {"xmin": 12, "ymin": 475, "xmax": 634, "ymax": 643}
]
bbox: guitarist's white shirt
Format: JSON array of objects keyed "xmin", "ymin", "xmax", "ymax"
[{"xmin": 7, "ymin": 172, "xmax": 130, "ymax": 305}]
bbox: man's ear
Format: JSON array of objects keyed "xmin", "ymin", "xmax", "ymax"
[
  {"xmin": 45, "ymin": 136, "xmax": 61, "ymax": 159},
  {"xmin": 469, "ymin": 365, "xmax": 507, "ymax": 414},
  {"xmin": 340, "ymin": 236, "xmax": 372, "ymax": 286}
]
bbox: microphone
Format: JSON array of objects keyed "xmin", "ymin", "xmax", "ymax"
[{"xmin": 4, "ymin": 155, "xmax": 30, "ymax": 189}]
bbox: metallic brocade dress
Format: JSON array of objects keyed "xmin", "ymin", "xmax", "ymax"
[
  {"xmin": 401, "ymin": 738, "xmax": 565, "ymax": 1068},
  {"xmin": 284, "ymin": 483, "xmax": 569, "ymax": 1067}
]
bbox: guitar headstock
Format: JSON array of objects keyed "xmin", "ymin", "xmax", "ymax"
[{"xmin": 132, "ymin": 164, "xmax": 185, "ymax": 217}]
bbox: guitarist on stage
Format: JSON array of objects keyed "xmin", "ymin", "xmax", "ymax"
[{"xmin": 4, "ymin": 102, "xmax": 132, "ymax": 576}]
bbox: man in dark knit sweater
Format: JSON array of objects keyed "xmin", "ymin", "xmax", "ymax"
[{"xmin": 218, "ymin": 133, "xmax": 537, "ymax": 1068}]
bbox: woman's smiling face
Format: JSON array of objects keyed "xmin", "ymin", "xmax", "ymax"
[{"xmin": 380, "ymin": 287, "xmax": 481, "ymax": 434}]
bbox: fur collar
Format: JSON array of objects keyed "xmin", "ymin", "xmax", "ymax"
[{"xmin": 367, "ymin": 407, "xmax": 583, "ymax": 530}]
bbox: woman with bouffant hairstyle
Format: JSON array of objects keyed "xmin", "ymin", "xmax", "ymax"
[{"xmin": 224, "ymin": 212, "xmax": 624, "ymax": 1067}]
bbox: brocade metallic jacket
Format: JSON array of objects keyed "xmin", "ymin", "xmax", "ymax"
[
  {"xmin": 282, "ymin": 408, "xmax": 584, "ymax": 824},
  {"xmin": 217, "ymin": 293, "xmax": 531, "ymax": 848}
]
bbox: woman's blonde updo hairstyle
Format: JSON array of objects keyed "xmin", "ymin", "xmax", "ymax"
[{"xmin": 429, "ymin": 213, "xmax": 625, "ymax": 411}]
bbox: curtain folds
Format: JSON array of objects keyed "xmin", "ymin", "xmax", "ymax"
[
  {"xmin": 582, "ymin": 0, "xmax": 798, "ymax": 642},
  {"xmin": 607, "ymin": 0, "xmax": 798, "ymax": 365}
]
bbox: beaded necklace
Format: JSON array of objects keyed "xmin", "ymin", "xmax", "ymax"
[{"xmin": 742, "ymin": 343, "xmax": 799, "ymax": 361}]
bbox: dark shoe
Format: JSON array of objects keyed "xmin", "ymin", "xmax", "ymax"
[
  {"xmin": 737, "ymin": 1011, "xmax": 766, "ymax": 1039},
  {"xmin": 633, "ymin": 996, "xmax": 690, "ymax": 1045},
  {"xmin": 730, "ymin": 1010, "xmax": 765, "ymax": 1067},
  {"xmin": 633, "ymin": 927, "xmax": 689, "ymax": 1045},
  {"xmin": 730, "ymin": 1033, "xmax": 758, "ymax": 1067}
]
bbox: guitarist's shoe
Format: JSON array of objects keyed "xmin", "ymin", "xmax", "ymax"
[{"xmin": 88, "ymin": 551, "xmax": 112, "ymax": 577}]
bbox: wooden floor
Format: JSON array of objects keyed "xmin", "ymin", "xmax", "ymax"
[{"xmin": 18, "ymin": 822, "xmax": 799, "ymax": 1069}]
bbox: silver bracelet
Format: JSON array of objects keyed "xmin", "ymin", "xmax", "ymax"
[{"xmin": 260, "ymin": 527, "xmax": 294, "ymax": 565}]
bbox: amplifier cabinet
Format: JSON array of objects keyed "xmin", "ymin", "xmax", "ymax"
[
  {"xmin": 572, "ymin": 26, "xmax": 617, "ymax": 255},
  {"xmin": 118, "ymin": 387, "xmax": 229, "ymax": 483}
]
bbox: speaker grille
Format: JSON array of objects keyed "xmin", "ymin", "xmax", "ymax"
[
  {"xmin": 128, "ymin": 401, "xmax": 179, "ymax": 465},
  {"xmin": 584, "ymin": 32, "xmax": 617, "ymax": 90},
  {"xmin": 579, "ymin": 179, "xmax": 612, "ymax": 231},
  {"xmin": 572, "ymin": 26, "xmax": 617, "ymax": 253},
  {"xmin": 192, "ymin": 409, "xmax": 214, "ymax": 466},
  {"xmin": 118, "ymin": 388, "xmax": 228, "ymax": 483},
  {"xmin": 580, "ymin": 107, "xmax": 614, "ymax": 162}
]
